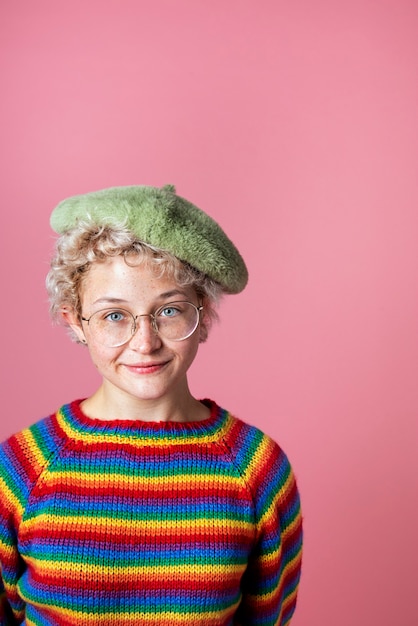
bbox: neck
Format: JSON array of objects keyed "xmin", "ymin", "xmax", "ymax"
[{"xmin": 80, "ymin": 384, "xmax": 210, "ymax": 423}]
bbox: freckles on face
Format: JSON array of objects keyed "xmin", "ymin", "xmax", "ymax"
[
  {"xmin": 76, "ymin": 255, "xmax": 202, "ymax": 404},
  {"xmin": 80, "ymin": 256, "xmax": 196, "ymax": 310}
]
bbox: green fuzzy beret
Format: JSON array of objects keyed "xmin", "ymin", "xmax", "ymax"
[{"xmin": 50, "ymin": 184, "xmax": 248, "ymax": 294}]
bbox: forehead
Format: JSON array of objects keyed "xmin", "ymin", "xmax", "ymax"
[{"xmin": 79, "ymin": 255, "xmax": 195, "ymax": 306}]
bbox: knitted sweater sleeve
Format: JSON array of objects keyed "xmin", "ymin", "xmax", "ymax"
[
  {"xmin": 0, "ymin": 417, "xmax": 61, "ymax": 625},
  {"xmin": 232, "ymin": 426, "xmax": 303, "ymax": 626},
  {"xmin": 0, "ymin": 435, "xmax": 28, "ymax": 625}
]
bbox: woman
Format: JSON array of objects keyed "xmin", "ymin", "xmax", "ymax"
[{"xmin": 0, "ymin": 185, "xmax": 302, "ymax": 625}]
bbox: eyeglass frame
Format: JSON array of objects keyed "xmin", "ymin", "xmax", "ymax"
[{"xmin": 80, "ymin": 301, "xmax": 204, "ymax": 346}]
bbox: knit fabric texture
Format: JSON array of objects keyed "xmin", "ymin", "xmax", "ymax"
[
  {"xmin": 50, "ymin": 185, "xmax": 249, "ymax": 294},
  {"xmin": 0, "ymin": 400, "xmax": 302, "ymax": 625}
]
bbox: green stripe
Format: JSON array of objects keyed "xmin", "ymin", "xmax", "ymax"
[{"xmin": 24, "ymin": 505, "xmax": 254, "ymax": 523}]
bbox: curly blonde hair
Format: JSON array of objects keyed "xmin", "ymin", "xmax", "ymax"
[{"xmin": 46, "ymin": 220, "xmax": 223, "ymax": 343}]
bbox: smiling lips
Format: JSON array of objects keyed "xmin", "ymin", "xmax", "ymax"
[{"xmin": 123, "ymin": 361, "xmax": 169, "ymax": 374}]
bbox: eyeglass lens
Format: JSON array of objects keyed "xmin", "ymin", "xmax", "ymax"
[{"xmin": 85, "ymin": 301, "xmax": 200, "ymax": 346}]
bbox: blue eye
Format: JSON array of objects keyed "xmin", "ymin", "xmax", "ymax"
[
  {"xmin": 104, "ymin": 311, "xmax": 126, "ymax": 323},
  {"xmin": 160, "ymin": 305, "xmax": 181, "ymax": 318}
]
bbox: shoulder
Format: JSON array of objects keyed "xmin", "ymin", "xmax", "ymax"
[
  {"xmin": 218, "ymin": 406, "xmax": 297, "ymax": 499},
  {"xmin": 217, "ymin": 406, "xmax": 302, "ymax": 541},
  {"xmin": 0, "ymin": 404, "xmax": 71, "ymax": 492},
  {"xmin": 219, "ymin": 406, "xmax": 289, "ymax": 469},
  {"xmin": 0, "ymin": 404, "xmax": 74, "ymax": 528}
]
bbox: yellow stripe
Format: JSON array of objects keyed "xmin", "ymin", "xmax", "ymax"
[
  {"xmin": 255, "ymin": 546, "xmax": 302, "ymax": 592},
  {"xmin": 17, "ymin": 428, "xmax": 48, "ymax": 469},
  {"xmin": 57, "ymin": 410, "xmax": 234, "ymax": 447},
  {"xmin": 39, "ymin": 470, "xmax": 245, "ymax": 489},
  {"xmin": 21, "ymin": 513, "xmax": 254, "ymax": 536},
  {"xmin": 258, "ymin": 469, "xmax": 295, "ymax": 528},
  {"xmin": 0, "ymin": 477, "xmax": 24, "ymax": 519},
  {"xmin": 0, "ymin": 538, "xmax": 19, "ymax": 559},
  {"xmin": 0, "ymin": 429, "xmax": 51, "ymax": 521},
  {"xmin": 23, "ymin": 554, "xmax": 246, "ymax": 580},
  {"xmin": 241, "ymin": 434, "xmax": 273, "ymax": 483},
  {"xmin": 281, "ymin": 509, "xmax": 302, "ymax": 539}
]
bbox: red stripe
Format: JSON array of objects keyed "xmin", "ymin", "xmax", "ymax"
[
  {"xmin": 26, "ymin": 566, "xmax": 244, "ymax": 592},
  {"xmin": 26, "ymin": 523, "xmax": 255, "ymax": 546}
]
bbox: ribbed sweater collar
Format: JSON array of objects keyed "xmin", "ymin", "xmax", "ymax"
[{"xmin": 56, "ymin": 398, "xmax": 230, "ymax": 444}]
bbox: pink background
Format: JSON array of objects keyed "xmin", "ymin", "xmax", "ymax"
[{"xmin": 1, "ymin": 1, "xmax": 417, "ymax": 624}]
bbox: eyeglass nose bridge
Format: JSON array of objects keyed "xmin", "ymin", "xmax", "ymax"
[{"xmin": 131, "ymin": 313, "xmax": 159, "ymax": 338}]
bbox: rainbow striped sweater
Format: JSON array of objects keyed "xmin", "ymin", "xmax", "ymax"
[{"xmin": 0, "ymin": 399, "xmax": 302, "ymax": 625}]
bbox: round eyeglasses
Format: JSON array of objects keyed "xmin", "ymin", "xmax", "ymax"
[{"xmin": 80, "ymin": 301, "xmax": 203, "ymax": 347}]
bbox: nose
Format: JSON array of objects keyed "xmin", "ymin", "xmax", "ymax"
[{"xmin": 128, "ymin": 315, "xmax": 161, "ymax": 353}]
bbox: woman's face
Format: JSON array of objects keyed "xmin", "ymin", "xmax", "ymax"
[{"xmin": 66, "ymin": 255, "xmax": 202, "ymax": 408}]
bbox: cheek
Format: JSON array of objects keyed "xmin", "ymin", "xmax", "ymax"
[
  {"xmin": 86, "ymin": 343, "xmax": 119, "ymax": 371},
  {"xmin": 180, "ymin": 337, "xmax": 200, "ymax": 365}
]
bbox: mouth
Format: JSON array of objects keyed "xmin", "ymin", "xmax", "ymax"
[{"xmin": 123, "ymin": 361, "xmax": 169, "ymax": 375}]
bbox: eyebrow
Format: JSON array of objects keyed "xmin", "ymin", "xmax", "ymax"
[
  {"xmin": 91, "ymin": 297, "xmax": 129, "ymax": 306},
  {"xmin": 91, "ymin": 290, "xmax": 190, "ymax": 307}
]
